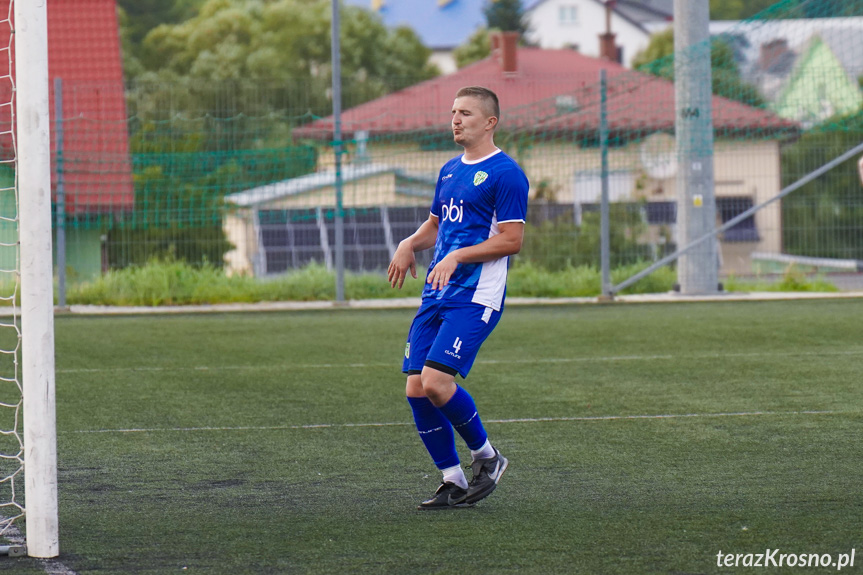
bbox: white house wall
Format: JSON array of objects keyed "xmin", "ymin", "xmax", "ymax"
[
  {"xmin": 524, "ymin": 0, "xmax": 661, "ymax": 67},
  {"xmin": 223, "ymin": 211, "xmax": 255, "ymax": 277}
]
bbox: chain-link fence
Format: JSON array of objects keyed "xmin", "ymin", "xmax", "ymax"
[{"xmin": 46, "ymin": 0, "xmax": 863, "ymax": 292}]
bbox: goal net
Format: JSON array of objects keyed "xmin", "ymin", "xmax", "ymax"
[{"xmin": 0, "ymin": 0, "xmax": 23, "ymax": 541}]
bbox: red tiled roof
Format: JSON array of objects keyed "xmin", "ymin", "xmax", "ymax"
[
  {"xmin": 0, "ymin": 0, "xmax": 132, "ymax": 213},
  {"xmin": 295, "ymin": 47, "xmax": 798, "ymax": 140}
]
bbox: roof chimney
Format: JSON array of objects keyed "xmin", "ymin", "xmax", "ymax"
[
  {"xmin": 492, "ymin": 31, "xmax": 519, "ymax": 74},
  {"xmin": 491, "ymin": 32, "xmax": 501, "ymax": 54},
  {"xmin": 598, "ymin": 0, "xmax": 622, "ymax": 63},
  {"xmin": 599, "ymin": 33, "xmax": 620, "ymax": 62},
  {"xmin": 759, "ymin": 38, "xmax": 789, "ymax": 71}
]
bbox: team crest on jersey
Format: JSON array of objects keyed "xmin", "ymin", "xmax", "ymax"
[{"xmin": 473, "ymin": 171, "xmax": 488, "ymax": 186}]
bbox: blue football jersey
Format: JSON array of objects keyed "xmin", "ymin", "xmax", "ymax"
[{"xmin": 424, "ymin": 149, "xmax": 529, "ymax": 310}]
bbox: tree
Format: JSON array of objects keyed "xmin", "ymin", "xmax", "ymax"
[
  {"xmin": 795, "ymin": 0, "xmax": 862, "ymax": 18},
  {"xmin": 709, "ymin": 0, "xmax": 746, "ymax": 20},
  {"xmin": 454, "ymin": 0, "xmax": 529, "ymax": 70},
  {"xmin": 118, "ymin": 7, "xmax": 145, "ymax": 82},
  {"xmin": 139, "ymin": 0, "xmax": 438, "ymax": 93},
  {"xmin": 710, "ymin": 35, "xmax": 765, "ymax": 108},
  {"xmin": 709, "ymin": 0, "xmax": 790, "ymax": 20},
  {"xmin": 454, "ymin": 28, "xmax": 491, "ymax": 69},
  {"xmin": 781, "ymin": 110, "xmax": 863, "ymax": 260},
  {"xmin": 708, "ymin": 0, "xmax": 857, "ymax": 20},
  {"xmin": 117, "ymin": 0, "xmax": 204, "ymax": 47},
  {"xmin": 483, "ymin": 0, "xmax": 528, "ymax": 36},
  {"xmin": 631, "ymin": 28, "xmax": 674, "ymax": 77},
  {"xmin": 124, "ymin": 0, "xmax": 441, "ymax": 268},
  {"xmin": 632, "ymin": 29, "xmax": 765, "ymax": 108}
]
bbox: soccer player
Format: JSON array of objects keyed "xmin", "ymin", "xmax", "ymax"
[{"xmin": 387, "ymin": 86, "xmax": 529, "ymax": 509}]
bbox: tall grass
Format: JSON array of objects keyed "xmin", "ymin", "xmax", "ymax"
[
  {"xmin": 508, "ymin": 261, "xmax": 678, "ymax": 297},
  {"xmin": 60, "ymin": 259, "xmax": 838, "ymax": 307},
  {"xmin": 723, "ymin": 264, "xmax": 839, "ymax": 293},
  {"xmin": 65, "ymin": 260, "xmax": 424, "ymax": 306}
]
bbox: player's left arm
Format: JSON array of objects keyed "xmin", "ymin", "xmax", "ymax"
[{"xmin": 426, "ymin": 221, "xmax": 524, "ymax": 291}]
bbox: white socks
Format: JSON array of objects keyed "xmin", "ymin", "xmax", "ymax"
[
  {"xmin": 441, "ymin": 440, "xmax": 496, "ymax": 489},
  {"xmin": 441, "ymin": 464, "xmax": 468, "ymax": 489},
  {"xmin": 470, "ymin": 439, "xmax": 495, "ymax": 462}
]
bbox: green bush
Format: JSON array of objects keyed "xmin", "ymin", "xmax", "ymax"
[
  {"xmin": 106, "ymin": 226, "xmax": 233, "ymax": 270},
  {"xmin": 520, "ymin": 205, "xmax": 651, "ymax": 271},
  {"xmin": 780, "ymin": 109, "xmax": 863, "ymax": 260}
]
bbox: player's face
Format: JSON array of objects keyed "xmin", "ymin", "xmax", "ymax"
[{"xmin": 451, "ymin": 96, "xmax": 495, "ymax": 148}]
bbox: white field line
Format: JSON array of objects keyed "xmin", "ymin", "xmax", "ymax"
[
  {"xmin": 55, "ymin": 349, "xmax": 863, "ymax": 375},
  {"xmin": 67, "ymin": 410, "xmax": 846, "ymax": 435}
]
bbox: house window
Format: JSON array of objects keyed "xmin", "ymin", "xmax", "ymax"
[
  {"xmin": 717, "ymin": 196, "xmax": 760, "ymax": 242},
  {"xmin": 644, "ymin": 201, "xmax": 677, "ymax": 225},
  {"xmin": 559, "ymin": 5, "xmax": 578, "ymax": 25}
]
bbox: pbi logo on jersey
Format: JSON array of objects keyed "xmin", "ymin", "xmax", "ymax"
[
  {"xmin": 445, "ymin": 336, "xmax": 463, "ymax": 359},
  {"xmin": 441, "ymin": 198, "xmax": 464, "ymax": 223},
  {"xmin": 473, "ymin": 171, "xmax": 489, "ymax": 186},
  {"xmin": 441, "ymin": 174, "xmax": 453, "ymax": 181}
]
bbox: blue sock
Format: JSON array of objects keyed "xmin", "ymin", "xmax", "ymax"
[
  {"xmin": 437, "ymin": 385, "xmax": 488, "ymax": 451},
  {"xmin": 407, "ymin": 396, "xmax": 460, "ymax": 470}
]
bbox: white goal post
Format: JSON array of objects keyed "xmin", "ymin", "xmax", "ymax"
[{"xmin": 15, "ymin": 0, "xmax": 59, "ymax": 559}]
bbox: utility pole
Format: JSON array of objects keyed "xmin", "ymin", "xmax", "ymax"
[
  {"xmin": 331, "ymin": 0, "xmax": 345, "ymax": 303},
  {"xmin": 674, "ymin": 0, "xmax": 719, "ymax": 294}
]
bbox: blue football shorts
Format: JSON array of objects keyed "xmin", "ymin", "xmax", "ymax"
[{"xmin": 402, "ymin": 298, "xmax": 502, "ymax": 379}]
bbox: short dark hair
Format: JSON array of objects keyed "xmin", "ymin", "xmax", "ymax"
[{"xmin": 455, "ymin": 86, "xmax": 500, "ymax": 120}]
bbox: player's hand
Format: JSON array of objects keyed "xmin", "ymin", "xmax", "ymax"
[
  {"xmin": 427, "ymin": 251, "xmax": 460, "ymax": 291},
  {"xmin": 387, "ymin": 241, "xmax": 417, "ymax": 289}
]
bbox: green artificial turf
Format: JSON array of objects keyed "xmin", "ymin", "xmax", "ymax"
[{"xmin": 3, "ymin": 299, "xmax": 862, "ymax": 573}]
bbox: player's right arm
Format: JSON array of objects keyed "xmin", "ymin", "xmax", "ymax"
[{"xmin": 388, "ymin": 213, "xmax": 439, "ymax": 289}]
